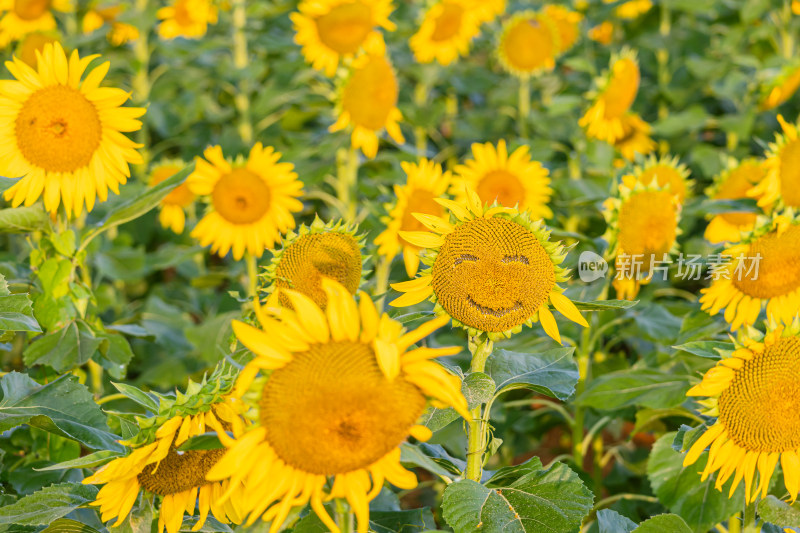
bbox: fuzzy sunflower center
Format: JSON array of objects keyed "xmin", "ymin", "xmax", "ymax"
[
  {"xmin": 779, "ymin": 139, "xmax": 800, "ymax": 207},
  {"xmin": 342, "ymin": 55, "xmax": 397, "ymax": 130},
  {"xmin": 15, "ymin": 85, "xmax": 102, "ymax": 173},
  {"xmin": 476, "ymin": 170, "xmax": 525, "ymax": 208},
  {"xmin": 637, "ymin": 165, "xmax": 686, "ymax": 201},
  {"xmin": 211, "ymin": 168, "xmax": 271, "ymax": 225},
  {"xmin": 152, "ymin": 166, "xmax": 195, "ymax": 207},
  {"xmin": 138, "ymin": 446, "xmax": 225, "ymax": 496},
  {"xmin": 400, "ymin": 190, "xmax": 443, "ymax": 244},
  {"xmin": 431, "ymin": 217, "xmax": 555, "ymax": 333},
  {"xmin": 315, "ymin": 2, "xmax": 373, "ymax": 54},
  {"xmin": 275, "ymin": 232, "xmax": 362, "ymax": 308},
  {"xmin": 715, "ymin": 163, "xmax": 763, "ymax": 227},
  {"xmin": 14, "ymin": 0, "xmax": 51, "ymax": 20},
  {"xmin": 502, "ymin": 19, "xmax": 554, "ymax": 72},
  {"xmin": 617, "ymin": 190, "xmax": 676, "ymax": 268},
  {"xmin": 430, "ymin": 2, "xmax": 463, "ymax": 41},
  {"xmin": 259, "ymin": 341, "xmax": 427, "ymax": 476},
  {"xmin": 731, "ymin": 225, "xmax": 800, "ymax": 299},
  {"xmin": 601, "ymin": 58, "xmax": 639, "ymax": 118},
  {"xmin": 718, "ymin": 337, "xmax": 800, "ymax": 452}
]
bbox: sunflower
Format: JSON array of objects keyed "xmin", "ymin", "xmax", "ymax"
[
  {"xmin": 149, "ymin": 160, "xmax": 195, "ymax": 234},
  {"xmin": 15, "ymin": 31, "xmax": 57, "ymax": 68},
  {"xmin": 83, "ymin": 5, "xmax": 139, "ymax": 45},
  {"xmin": 760, "ymin": 64, "xmax": 800, "ymax": 111},
  {"xmin": 613, "ymin": 112, "xmax": 655, "ymax": 162},
  {"xmin": 187, "ymin": 144, "xmax": 303, "ymax": 260},
  {"xmin": 83, "ymin": 374, "xmax": 249, "ymax": 533},
  {"xmin": 156, "ymin": 0, "xmax": 218, "ymax": 40},
  {"xmin": 497, "ymin": 11, "xmax": 559, "ymax": 78},
  {"xmin": 607, "ymin": 0, "xmax": 652, "ymax": 19},
  {"xmin": 750, "ymin": 115, "xmax": 800, "ymax": 210},
  {"xmin": 704, "ymin": 159, "xmax": 766, "ymax": 245},
  {"xmin": 683, "ymin": 323, "xmax": 800, "ymax": 504},
  {"xmin": 375, "ymin": 158, "xmax": 452, "ymax": 277},
  {"xmin": 463, "ymin": 0, "xmax": 504, "ymax": 24},
  {"xmin": 263, "ymin": 217, "xmax": 365, "ymax": 309},
  {"xmin": 0, "ymin": 42, "xmax": 144, "ymax": 218},
  {"xmin": 207, "ymin": 279, "xmax": 468, "ymax": 533},
  {"xmin": 579, "ymin": 48, "xmax": 640, "ymax": 144},
  {"xmin": 588, "ymin": 21, "xmax": 614, "ymax": 45},
  {"xmin": 542, "ymin": 4, "xmax": 582, "ymax": 55},
  {"xmin": 409, "ymin": 0, "xmax": 481, "ymax": 66},
  {"xmin": 390, "ymin": 188, "xmax": 588, "ymax": 341},
  {"xmin": 290, "ymin": 0, "xmax": 395, "ymax": 76},
  {"xmin": 329, "ymin": 47, "xmax": 404, "ymax": 159},
  {"xmin": 700, "ymin": 213, "xmax": 800, "ymax": 331},
  {"xmin": 602, "ymin": 174, "xmax": 681, "ymax": 300},
  {"xmin": 0, "ymin": 0, "xmax": 71, "ymax": 47},
  {"xmin": 631, "ymin": 155, "xmax": 692, "ymax": 203},
  {"xmin": 450, "ymin": 139, "xmax": 553, "ymax": 219}
]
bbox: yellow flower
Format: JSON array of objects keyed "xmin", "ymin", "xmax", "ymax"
[
  {"xmin": 588, "ymin": 21, "xmax": 614, "ymax": 45},
  {"xmin": 794, "ymin": 0, "xmax": 800, "ymax": 15},
  {"xmin": 329, "ymin": 48, "xmax": 404, "ymax": 159},
  {"xmin": 683, "ymin": 323, "xmax": 800, "ymax": 504},
  {"xmin": 497, "ymin": 11, "xmax": 558, "ymax": 77},
  {"xmin": 631, "ymin": 155, "xmax": 692, "ymax": 203},
  {"xmin": 751, "ymin": 115, "xmax": 800, "ymax": 210},
  {"xmin": 290, "ymin": 0, "xmax": 395, "ymax": 76},
  {"xmin": 149, "ymin": 161, "xmax": 195, "ymax": 234},
  {"xmin": 83, "ymin": 5, "xmax": 139, "ymax": 45},
  {"xmin": 0, "ymin": 0, "xmax": 71, "ymax": 47},
  {"xmin": 580, "ymin": 48, "xmax": 640, "ymax": 144},
  {"xmin": 451, "ymin": 139, "xmax": 553, "ymax": 219},
  {"xmin": 700, "ymin": 213, "xmax": 800, "ymax": 331},
  {"xmin": 187, "ymin": 144, "xmax": 303, "ymax": 260},
  {"xmin": 704, "ymin": 159, "xmax": 765, "ymax": 245},
  {"xmin": 606, "ymin": 0, "xmax": 652, "ymax": 19},
  {"xmin": 15, "ymin": 31, "xmax": 57, "ymax": 68},
  {"xmin": 760, "ymin": 64, "xmax": 800, "ymax": 111},
  {"xmin": 0, "ymin": 42, "xmax": 144, "ymax": 217},
  {"xmin": 156, "ymin": 0, "xmax": 218, "ymax": 40},
  {"xmin": 84, "ymin": 397, "xmax": 249, "ymax": 533},
  {"xmin": 613, "ymin": 112, "xmax": 655, "ymax": 162},
  {"xmin": 542, "ymin": 4, "xmax": 582, "ymax": 54},
  {"xmin": 462, "ymin": 0, "xmax": 505, "ymax": 24},
  {"xmin": 409, "ymin": 0, "xmax": 481, "ymax": 66},
  {"xmin": 390, "ymin": 188, "xmax": 588, "ymax": 341},
  {"xmin": 603, "ymin": 175, "xmax": 681, "ymax": 300},
  {"xmin": 375, "ymin": 158, "xmax": 452, "ymax": 277},
  {"xmin": 208, "ymin": 279, "xmax": 468, "ymax": 533}
]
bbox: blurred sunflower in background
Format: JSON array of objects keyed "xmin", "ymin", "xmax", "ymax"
[
  {"xmin": 580, "ymin": 48, "xmax": 640, "ymax": 144},
  {"xmin": 700, "ymin": 212, "xmax": 800, "ymax": 331},
  {"xmin": 410, "ymin": 0, "xmax": 481, "ymax": 66},
  {"xmin": 149, "ymin": 160, "xmax": 195, "ymax": 234},
  {"xmin": 760, "ymin": 63, "xmax": 800, "ymax": 111},
  {"xmin": 631, "ymin": 154, "xmax": 692, "ymax": 203},
  {"xmin": 15, "ymin": 31, "xmax": 57, "ymax": 67},
  {"xmin": 157, "ymin": 0, "xmax": 218, "ymax": 40},
  {"xmin": 463, "ymin": 0, "xmax": 505, "ymax": 24},
  {"xmin": 612, "ymin": 113, "xmax": 655, "ymax": 163},
  {"xmin": 608, "ymin": 0, "xmax": 653, "ymax": 20},
  {"xmin": 704, "ymin": 159, "xmax": 766, "ymax": 244},
  {"xmin": 451, "ymin": 139, "xmax": 553, "ymax": 219},
  {"xmin": 0, "ymin": 0, "xmax": 70, "ymax": 47},
  {"xmin": 0, "ymin": 42, "xmax": 144, "ymax": 217},
  {"xmin": 188, "ymin": 144, "xmax": 303, "ymax": 260},
  {"xmin": 588, "ymin": 21, "xmax": 614, "ymax": 45},
  {"xmin": 82, "ymin": 5, "xmax": 140, "ymax": 46},
  {"xmin": 209, "ymin": 280, "xmax": 468, "ymax": 533},
  {"xmin": 391, "ymin": 187, "xmax": 587, "ymax": 341},
  {"xmin": 291, "ymin": 0, "xmax": 395, "ymax": 76},
  {"xmin": 751, "ymin": 115, "xmax": 800, "ymax": 210},
  {"xmin": 542, "ymin": 4, "xmax": 582, "ymax": 55},
  {"xmin": 497, "ymin": 11, "xmax": 558, "ymax": 77},
  {"xmin": 683, "ymin": 323, "xmax": 800, "ymax": 504}
]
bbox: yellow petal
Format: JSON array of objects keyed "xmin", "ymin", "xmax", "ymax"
[
  {"xmin": 390, "ymin": 286, "xmax": 434, "ymax": 307},
  {"xmin": 412, "ymin": 212, "xmax": 454, "ymax": 234},
  {"xmin": 232, "ymin": 321, "xmax": 293, "ymax": 367},
  {"xmin": 550, "ymin": 292, "xmax": 589, "ymax": 327},
  {"xmin": 397, "ymin": 231, "xmax": 445, "ymax": 249},
  {"xmin": 538, "ymin": 305, "xmax": 561, "ymax": 344},
  {"xmin": 683, "ymin": 423, "xmax": 725, "ymax": 467},
  {"xmin": 279, "ymin": 289, "xmax": 329, "ymax": 343}
]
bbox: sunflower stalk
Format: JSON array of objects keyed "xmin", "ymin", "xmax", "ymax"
[
  {"xmin": 245, "ymin": 252, "xmax": 258, "ymax": 299},
  {"xmin": 572, "ymin": 315, "xmax": 596, "ymax": 467},
  {"xmin": 334, "ymin": 500, "xmax": 354, "ymax": 533},
  {"xmin": 232, "ymin": 0, "xmax": 253, "ymax": 145},
  {"xmin": 465, "ymin": 334, "xmax": 494, "ymax": 482},
  {"xmin": 336, "ymin": 147, "xmax": 359, "ymax": 220},
  {"xmin": 132, "ymin": 0, "xmax": 151, "ymax": 172},
  {"xmin": 656, "ymin": 3, "xmax": 671, "ymax": 120},
  {"xmin": 413, "ymin": 82, "xmax": 428, "ymax": 156},
  {"xmin": 518, "ymin": 76, "xmax": 531, "ymax": 139},
  {"xmin": 374, "ymin": 254, "xmax": 390, "ymax": 311}
]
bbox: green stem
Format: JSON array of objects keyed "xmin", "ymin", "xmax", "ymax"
[
  {"xmin": 742, "ymin": 499, "xmax": 759, "ymax": 533},
  {"xmin": 96, "ymin": 393, "xmax": 127, "ymax": 405},
  {"xmin": 88, "ymin": 360, "xmax": 104, "ymax": 396},
  {"xmin": 374, "ymin": 255, "xmax": 390, "ymax": 311},
  {"xmin": 656, "ymin": 3, "xmax": 671, "ymax": 120},
  {"xmin": 132, "ymin": 0, "xmax": 151, "ymax": 172},
  {"xmin": 591, "ymin": 493, "xmax": 658, "ymax": 511},
  {"xmin": 572, "ymin": 322, "xmax": 593, "ymax": 467},
  {"xmin": 232, "ymin": 0, "xmax": 253, "ymax": 144},
  {"xmin": 334, "ymin": 500, "xmax": 354, "ymax": 533},
  {"xmin": 413, "ymin": 82, "xmax": 428, "ymax": 156},
  {"xmin": 335, "ymin": 147, "xmax": 358, "ymax": 220},
  {"xmin": 727, "ymin": 512, "xmax": 741, "ymax": 533},
  {"xmin": 245, "ymin": 253, "xmax": 258, "ymax": 299},
  {"xmin": 518, "ymin": 77, "xmax": 531, "ymax": 139},
  {"xmin": 465, "ymin": 335, "xmax": 494, "ymax": 482}
]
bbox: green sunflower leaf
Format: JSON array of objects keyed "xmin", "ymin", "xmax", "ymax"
[
  {"xmin": 758, "ymin": 496, "xmax": 800, "ymax": 528},
  {"xmin": 632, "ymin": 514, "xmax": 693, "ymax": 533},
  {"xmin": 0, "ymin": 483, "xmax": 98, "ymax": 526},
  {"xmin": 577, "ymin": 368, "xmax": 691, "ymax": 410},
  {"xmin": 0, "ymin": 206, "xmax": 49, "ymax": 234},
  {"xmin": 672, "ymin": 341, "xmax": 733, "ymax": 359},
  {"xmin": 596, "ymin": 509, "xmax": 637, "ymax": 533},
  {"xmin": 41, "ymin": 519, "xmax": 102, "ymax": 533},
  {"xmin": 486, "ymin": 347, "xmax": 578, "ymax": 401},
  {"xmin": 570, "ymin": 300, "xmax": 638, "ymax": 311}
]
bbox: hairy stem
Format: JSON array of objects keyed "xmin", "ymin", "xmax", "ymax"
[
  {"xmin": 465, "ymin": 335, "xmax": 494, "ymax": 482},
  {"xmin": 518, "ymin": 76, "xmax": 531, "ymax": 138},
  {"xmin": 232, "ymin": 0, "xmax": 252, "ymax": 144}
]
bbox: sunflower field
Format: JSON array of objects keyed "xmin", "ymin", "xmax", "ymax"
[{"xmin": 3, "ymin": 0, "xmax": 800, "ymax": 532}]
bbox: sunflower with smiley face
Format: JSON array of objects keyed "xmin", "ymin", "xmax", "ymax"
[{"xmin": 390, "ymin": 187, "xmax": 588, "ymax": 342}]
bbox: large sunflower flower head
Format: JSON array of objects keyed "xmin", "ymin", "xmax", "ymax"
[
  {"xmin": 700, "ymin": 210, "xmax": 800, "ymax": 331},
  {"xmin": 209, "ymin": 279, "xmax": 468, "ymax": 533},
  {"xmin": 262, "ymin": 216, "xmax": 366, "ymax": 309},
  {"xmin": 0, "ymin": 0, "xmax": 71, "ymax": 47},
  {"xmin": 390, "ymin": 187, "xmax": 588, "ymax": 342},
  {"xmin": 451, "ymin": 139, "xmax": 553, "ymax": 220},
  {"xmin": 750, "ymin": 115, "xmax": 800, "ymax": 211},
  {"xmin": 497, "ymin": 10, "xmax": 559, "ymax": 78},
  {"xmin": 83, "ymin": 369, "xmax": 250, "ymax": 533},
  {"xmin": 156, "ymin": 0, "xmax": 218, "ymax": 40},
  {"xmin": 602, "ymin": 174, "xmax": 682, "ymax": 300},
  {"xmin": 374, "ymin": 158, "xmax": 452, "ymax": 277},
  {"xmin": 149, "ymin": 160, "xmax": 195, "ymax": 234},
  {"xmin": 579, "ymin": 47, "xmax": 640, "ymax": 144},
  {"xmin": 409, "ymin": 0, "xmax": 481, "ymax": 67},
  {"xmin": 612, "ymin": 112, "xmax": 656, "ymax": 163},
  {"xmin": 631, "ymin": 154, "xmax": 693, "ymax": 203},
  {"xmin": 187, "ymin": 144, "xmax": 304, "ymax": 260},
  {"xmin": 290, "ymin": 0, "xmax": 395, "ymax": 76},
  {"xmin": 682, "ymin": 321, "xmax": 800, "ymax": 504},
  {"xmin": 0, "ymin": 42, "xmax": 144, "ymax": 218},
  {"xmin": 759, "ymin": 62, "xmax": 800, "ymax": 111},
  {"xmin": 328, "ymin": 45, "xmax": 404, "ymax": 159},
  {"xmin": 542, "ymin": 4, "xmax": 582, "ymax": 55},
  {"xmin": 704, "ymin": 158, "xmax": 766, "ymax": 245}
]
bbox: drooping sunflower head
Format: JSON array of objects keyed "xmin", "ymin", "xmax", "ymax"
[
  {"xmin": 209, "ymin": 279, "xmax": 468, "ymax": 533},
  {"xmin": 683, "ymin": 322, "xmax": 800, "ymax": 504},
  {"xmin": 187, "ymin": 144, "xmax": 304, "ymax": 260},
  {"xmin": 588, "ymin": 21, "xmax": 614, "ymax": 45},
  {"xmin": 612, "ymin": 112, "xmax": 656, "ymax": 163},
  {"xmin": 374, "ymin": 158, "xmax": 452, "ymax": 277},
  {"xmin": 329, "ymin": 46, "xmax": 404, "ymax": 159},
  {"xmin": 759, "ymin": 63, "xmax": 800, "ymax": 111},
  {"xmin": 579, "ymin": 48, "xmax": 640, "ymax": 144},
  {"xmin": 0, "ymin": 0, "xmax": 70, "ymax": 47},
  {"xmin": 602, "ymin": 174, "xmax": 682, "ymax": 300},
  {"xmin": 752, "ymin": 115, "xmax": 800, "ymax": 210},
  {"xmin": 156, "ymin": 0, "xmax": 218, "ymax": 40},
  {"xmin": 409, "ymin": 0, "xmax": 481, "ymax": 66},
  {"xmin": 83, "ymin": 370, "xmax": 249, "ymax": 533},
  {"xmin": 497, "ymin": 11, "xmax": 559, "ymax": 78},
  {"xmin": 290, "ymin": 0, "xmax": 395, "ymax": 76},
  {"xmin": 15, "ymin": 30, "xmax": 57, "ymax": 68},
  {"xmin": 704, "ymin": 159, "xmax": 766, "ymax": 245},
  {"xmin": 700, "ymin": 211, "xmax": 800, "ymax": 331},
  {"xmin": 149, "ymin": 160, "xmax": 195, "ymax": 234},
  {"xmin": 542, "ymin": 4, "xmax": 582, "ymax": 54},
  {"xmin": 390, "ymin": 187, "xmax": 588, "ymax": 342},
  {"xmin": 263, "ymin": 217, "xmax": 365, "ymax": 310},
  {"xmin": 631, "ymin": 154, "xmax": 692, "ymax": 203},
  {"xmin": 0, "ymin": 42, "xmax": 144, "ymax": 218},
  {"xmin": 451, "ymin": 139, "xmax": 553, "ymax": 220}
]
